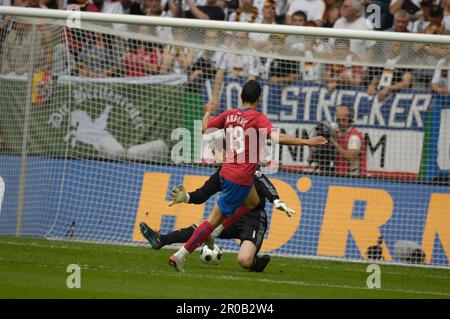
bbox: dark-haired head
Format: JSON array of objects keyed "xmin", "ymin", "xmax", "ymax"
[
  {"xmin": 241, "ymin": 80, "xmax": 261, "ymax": 105},
  {"xmin": 429, "ymin": 5, "xmax": 444, "ymax": 18}
]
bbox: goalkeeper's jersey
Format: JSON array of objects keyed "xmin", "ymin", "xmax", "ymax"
[{"xmin": 187, "ymin": 168, "xmax": 279, "ymax": 219}]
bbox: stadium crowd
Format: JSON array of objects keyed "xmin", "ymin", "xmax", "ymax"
[
  {"xmin": 0, "ymin": 0, "xmax": 449, "ymax": 176},
  {"xmin": 1, "ymin": 0, "xmax": 450, "ymax": 31},
  {"xmin": 1, "ymin": 0, "xmax": 449, "ymax": 33},
  {"xmin": 0, "ymin": 0, "xmax": 449, "ymax": 93}
]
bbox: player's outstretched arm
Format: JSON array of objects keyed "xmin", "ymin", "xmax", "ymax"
[
  {"xmin": 202, "ymin": 102, "xmax": 217, "ymax": 133},
  {"xmin": 168, "ymin": 185, "xmax": 188, "ymax": 206},
  {"xmin": 186, "ymin": 170, "xmax": 222, "ymax": 204},
  {"xmin": 274, "ymin": 133, "xmax": 328, "ymax": 146},
  {"xmin": 168, "ymin": 169, "xmax": 222, "ymax": 206},
  {"xmin": 273, "ymin": 199, "xmax": 295, "ymax": 218},
  {"xmin": 255, "ymin": 173, "xmax": 295, "ymax": 218}
]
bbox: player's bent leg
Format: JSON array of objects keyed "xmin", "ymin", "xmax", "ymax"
[
  {"xmin": 203, "ymin": 203, "xmax": 226, "ymax": 249},
  {"xmin": 170, "ymin": 178, "xmax": 250, "ymax": 272},
  {"xmin": 250, "ymin": 254, "xmax": 271, "ymax": 272},
  {"xmin": 206, "ymin": 203, "xmax": 226, "ymax": 227},
  {"xmin": 183, "ymin": 204, "xmax": 225, "ymax": 253},
  {"xmin": 206, "ymin": 182, "xmax": 252, "ymax": 248},
  {"xmin": 238, "ymin": 239, "xmax": 273, "ymax": 272},
  {"xmin": 237, "ymin": 238, "xmax": 270, "ymax": 272},
  {"xmin": 140, "ymin": 222, "xmax": 197, "ymax": 250},
  {"xmin": 169, "ymin": 204, "xmax": 225, "ymax": 272},
  {"xmin": 208, "ymin": 207, "xmax": 244, "ymax": 246},
  {"xmin": 236, "ymin": 240, "xmax": 258, "ymax": 269},
  {"xmin": 210, "ymin": 185, "xmax": 260, "ymax": 244},
  {"xmin": 243, "ymin": 185, "xmax": 260, "ymax": 211},
  {"xmin": 160, "ymin": 225, "xmax": 198, "ymax": 248}
]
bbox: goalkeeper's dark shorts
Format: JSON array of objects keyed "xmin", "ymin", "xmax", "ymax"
[{"xmin": 219, "ymin": 210, "xmax": 267, "ymax": 255}]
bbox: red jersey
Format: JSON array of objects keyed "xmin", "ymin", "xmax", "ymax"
[
  {"xmin": 124, "ymin": 49, "xmax": 161, "ymax": 77},
  {"xmin": 335, "ymin": 127, "xmax": 367, "ymax": 176},
  {"xmin": 207, "ymin": 108, "xmax": 273, "ymax": 186}
]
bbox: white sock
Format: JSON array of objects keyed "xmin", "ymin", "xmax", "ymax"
[
  {"xmin": 175, "ymin": 247, "xmax": 189, "ymax": 259},
  {"xmin": 211, "ymin": 224, "xmax": 224, "ymax": 239}
]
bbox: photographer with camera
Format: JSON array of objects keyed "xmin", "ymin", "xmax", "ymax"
[
  {"xmin": 331, "ymin": 104, "xmax": 367, "ymax": 177},
  {"xmin": 309, "ymin": 121, "xmax": 337, "ymax": 175}
]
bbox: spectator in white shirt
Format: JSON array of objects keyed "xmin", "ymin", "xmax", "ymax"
[
  {"xmin": 102, "ymin": 0, "xmax": 125, "ymax": 14},
  {"xmin": 252, "ymin": 0, "xmax": 269, "ymax": 16},
  {"xmin": 0, "ymin": 0, "xmax": 12, "ymax": 7},
  {"xmin": 373, "ymin": 10, "xmax": 410, "ymax": 63},
  {"xmin": 332, "ymin": 0, "xmax": 376, "ymax": 61},
  {"xmin": 160, "ymin": 45, "xmax": 198, "ymax": 74},
  {"xmin": 285, "ymin": 0, "xmax": 327, "ymax": 26},
  {"xmin": 212, "ymin": 32, "xmax": 259, "ymax": 103},
  {"xmin": 102, "ymin": 0, "xmax": 127, "ymax": 31},
  {"xmin": 385, "ymin": 9, "xmax": 411, "ymax": 32},
  {"xmin": 285, "ymin": 10, "xmax": 307, "ymax": 51},
  {"xmin": 411, "ymin": 6, "xmax": 447, "ymax": 88},
  {"xmin": 367, "ymin": 42, "xmax": 413, "ymax": 101},
  {"xmin": 323, "ymin": 38, "xmax": 366, "ymax": 91},
  {"xmin": 300, "ymin": 21, "xmax": 326, "ymax": 82},
  {"xmin": 444, "ymin": 0, "xmax": 450, "ymax": 32},
  {"xmin": 165, "ymin": 0, "xmax": 208, "ymax": 16},
  {"xmin": 228, "ymin": 0, "xmax": 266, "ymax": 21},
  {"xmin": 410, "ymin": 0, "xmax": 432, "ymax": 33},
  {"xmin": 431, "ymin": 58, "xmax": 450, "ymax": 95},
  {"xmin": 249, "ymin": 0, "xmax": 277, "ymax": 48},
  {"xmin": 255, "ymin": 34, "xmax": 300, "ymax": 84},
  {"xmin": 229, "ymin": 0, "xmax": 262, "ymax": 22},
  {"xmin": 186, "ymin": 30, "xmax": 226, "ymax": 93}
]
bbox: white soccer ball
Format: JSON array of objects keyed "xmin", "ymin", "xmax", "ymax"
[{"xmin": 200, "ymin": 244, "xmax": 223, "ymax": 265}]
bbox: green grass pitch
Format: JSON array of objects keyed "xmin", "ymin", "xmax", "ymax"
[{"xmin": 0, "ymin": 237, "xmax": 449, "ymax": 299}]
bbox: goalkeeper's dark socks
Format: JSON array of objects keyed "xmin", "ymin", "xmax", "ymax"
[
  {"xmin": 249, "ymin": 255, "xmax": 271, "ymax": 272},
  {"xmin": 159, "ymin": 224, "xmax": 197, "ymax": 247},
  {"xmin": 184, "ymin": 221, "xmax": 213, "ymax": 253}
]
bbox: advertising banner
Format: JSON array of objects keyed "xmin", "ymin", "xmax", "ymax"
[
  {"xmin": 0, "ymin": 156, "xmax": 448, "ymax": 266},
  {"xmin": 211, "ymin": 79, "xmax": 432, "ymax": 179},
  {"xmin": 422, "ymin": 95, "xmax": 450, "ymax": 181},
  {"xmin": 1, "ymin": 76, "xmax": 445, "ymax": 180}
]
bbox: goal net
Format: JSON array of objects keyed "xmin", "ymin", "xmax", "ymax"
[{"xmin": 0, "ymin": 7, "xmax": 448, "ymax": 268}]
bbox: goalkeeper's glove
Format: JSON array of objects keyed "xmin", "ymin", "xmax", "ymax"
[
  {"xmin": 273, "ymin": 199, "xmax": 295, "ymax": 218},
  {"xmin": 168, "ymin": 184, "xmax": 190, "ymax": 207}
]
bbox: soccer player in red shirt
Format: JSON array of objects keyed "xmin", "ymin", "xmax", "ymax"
[{"xmin": 169, "ymin": 80, "xmax": 327, "ymax": 272}]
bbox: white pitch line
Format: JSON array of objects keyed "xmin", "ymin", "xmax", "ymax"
[
  {"xmin": 2, "ymin": 239, "xmax": 450, "ymax": 278},
  {"xmin": 85, "ymin": 265, "xmax": 450, "ymax": 298},
  {"xmin": 1, "ymin": 255, "xmax": 449, "ymax": 298}
]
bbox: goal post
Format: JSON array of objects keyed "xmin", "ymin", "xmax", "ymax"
[{"xmin": 0, "ymin": 6, "xmax": 449, "ymax": 268}]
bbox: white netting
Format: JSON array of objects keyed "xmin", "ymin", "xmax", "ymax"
[{"xmin": 0, "ymin": 10, "xmax": 449, "ymax": 268}]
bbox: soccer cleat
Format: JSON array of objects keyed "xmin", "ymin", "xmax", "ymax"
[
  {"xmin": 168, "ymin": 254, "xmax": 185, "ymax": 273},
  {"xmin": 250, "ymin": 254, "xmax": 271, "ymax": 272},
  {"xmin": 139, "ymin": 222, "xmax": 162, "ymax": 250}
]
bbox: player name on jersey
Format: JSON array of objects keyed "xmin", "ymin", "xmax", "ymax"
[{"xmin": 225, "ymin": 114, "xmax": 249, "ymax": 127}]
